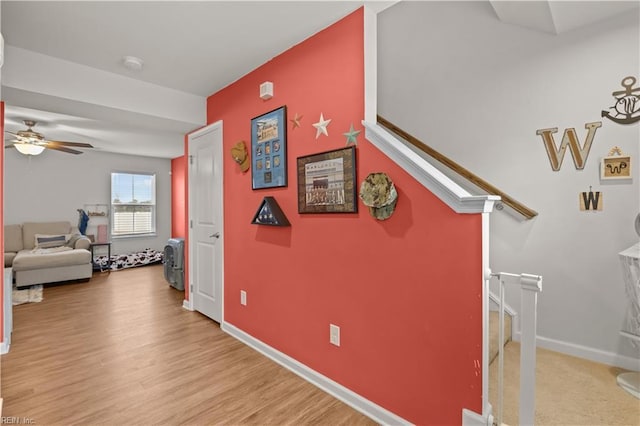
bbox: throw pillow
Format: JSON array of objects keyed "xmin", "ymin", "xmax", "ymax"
[
  {"xmin": 34, "ymin": 234, "xmax": 68, "ymax": 249},
  {"xmin": 66, "ymin": 234, "xmax": 82, "ymax": 248}
]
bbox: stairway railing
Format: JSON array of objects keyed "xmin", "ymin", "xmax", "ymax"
[
  {"xmin": 377, "ymin": 115, "xmax": 538, "ymax": 220},
  {"xmin": 488, "ymin": 271, "xmax": 543, "ymax": 425}
]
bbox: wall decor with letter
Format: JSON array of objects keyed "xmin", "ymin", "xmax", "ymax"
[
  {"xmin": 297, "ymin": 146, "xmax": 357, "ymax": 214},
  {"xmin": 601, "ymin": 76, "xmax": 640, "ymax": 125},
  {"xmin": 251, "ymin": 106, "xmax": 287, "ymax": 190},
  {"xmin": 580, "ymin": 186, "xmax": 603, "ymax": 211},
  {"xmin": 536, "ymin": 122, "xmax": 601, "ymax": 171},
  {"xmin": 601, "ymin": 146, "xmax": 632, "ymax": 180}
]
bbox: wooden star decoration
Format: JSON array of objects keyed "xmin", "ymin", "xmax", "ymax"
[
  {"xmin": 312, "ymin": 113, "xmax": 331, "ymax": 139},
  {"xmin": 343, "ymin": 124, "xmax": 361, "ymax": 145},
  {"xmin": 290, "ymin": 113, "xmax": 303, "ymax": 130}
]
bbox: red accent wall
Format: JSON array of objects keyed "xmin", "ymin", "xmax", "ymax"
[
  {"xmin": 171, "ymin": 156, "xmax": 187, "ymax": 238},
  {"xmin": 206, "ymin": 9, "xmax": 482, "ymax": 424}
]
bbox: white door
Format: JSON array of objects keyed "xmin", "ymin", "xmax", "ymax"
[{"xmin": 188, "ymin": 121, "xmax": 223, "ymax": 322}]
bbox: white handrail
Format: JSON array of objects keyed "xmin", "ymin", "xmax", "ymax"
[{"xmin": 489, "ymin": 271, "xmax": 542, "ymax": 426}]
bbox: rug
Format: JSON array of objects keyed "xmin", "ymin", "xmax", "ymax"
[
  {"xmin": 13, "ymin": 284, "xmax": 43, "ymax": 305},
  {"xmin": 94, "ymin": 248, "xmax": 164, "ymax": 271}
]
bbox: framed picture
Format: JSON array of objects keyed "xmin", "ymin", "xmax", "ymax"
[
  {"xmin": 297, "ymin": 146, "xmax": 358, "ymax": 214},
  {"xmin": 251, "ymin": 106, "xmax": 287, "ymax": 189},
  {"xmin": 601, "ymin": 154, "xmax": 632, "ymax": 180}
]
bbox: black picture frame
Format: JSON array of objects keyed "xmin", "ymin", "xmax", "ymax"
[
  {"xmin": 251, "ymin": 106, "xmax": 287, "ymax": 190},
  {"xmin": 297, "ymin": 146, "xmax": 358, "ymax": 214}
]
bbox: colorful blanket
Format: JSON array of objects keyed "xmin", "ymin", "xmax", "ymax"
[{"xmin": 94, "ymin": 248, "xmax": 163, "ymax": 271}]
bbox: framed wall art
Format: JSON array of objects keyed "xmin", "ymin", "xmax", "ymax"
[
  {"xmin": 601, "ymin": 147, "xmax": 632, "ymax": 180},
  {"xmin": 251, "ymin": 106, "xmax": 287, "ymax": 190},
  {"xmin": 297, "ymin": 146, "xmax": 357, "ymax": 214}
]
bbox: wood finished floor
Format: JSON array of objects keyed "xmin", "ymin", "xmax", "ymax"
[{"xmin": 1, "ymin": 265, "xmax": 376, "ymax": 425}]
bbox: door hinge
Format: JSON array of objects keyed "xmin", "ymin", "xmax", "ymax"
[
  {"xmin": 189, "ymin": 155, "xmax": 194, "ymax": 165},
  {"xmin": 190, "ymin": 284, "xmax": 193, "ymax": 293},
  {"xmin": 190, "ymin": 220, "xmax": 193, "ymax": 228}
]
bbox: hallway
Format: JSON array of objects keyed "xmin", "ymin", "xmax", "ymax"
[{"xmin": 1, "ymin": 265, "xmax": 374, "ymax": 425}]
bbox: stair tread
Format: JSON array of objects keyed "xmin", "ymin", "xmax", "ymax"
[{"xmin": 489, "ymin": 311, "xmax": 512, "ymax": 365}]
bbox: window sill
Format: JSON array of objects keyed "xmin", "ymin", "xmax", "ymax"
[{"xmin": 112, "ymin": 233, "xmax": 158, "ymax": 240}]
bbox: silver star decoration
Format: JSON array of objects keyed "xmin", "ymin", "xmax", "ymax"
[
  {"xmin": 343, "ymin": 124, "xmax": 361, "ymax": 145},
  {"xmin": 312, "ymin": 113, "xmax": 331, "ymax": 139}
]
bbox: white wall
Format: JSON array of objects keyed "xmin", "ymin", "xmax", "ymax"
[
  {"xmin": 4, "ymin": 148, "xmax": 171, "ymax": 255},
  {"xmin": 378, "ymin": 1, "xmax": 640, "ymax": 366}
]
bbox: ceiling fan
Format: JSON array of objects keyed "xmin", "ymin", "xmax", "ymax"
[{"xmin": 5, "ymin": 120, "xmax": 94, "ymax": 155}]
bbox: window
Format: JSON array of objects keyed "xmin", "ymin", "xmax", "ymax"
[{"xmin": 111, "ymin": 172, "xmax": 156, "ymax": 237}]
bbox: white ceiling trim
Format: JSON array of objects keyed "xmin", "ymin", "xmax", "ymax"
[
  {"xmin": 2, "ymin": 47, "xmax": 206, "ymax": 159},
  {"xmin": 3, "ymin": 46, "xmax": 205, "ymax": 127}
]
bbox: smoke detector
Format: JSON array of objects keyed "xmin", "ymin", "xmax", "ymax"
[
  {"xmin": 122, "ymin": 56, "xmax": 144, "ymax": 72},
  {"xmin": 260, "ymin": 81, "xmax": 274, "ymax": 100}
]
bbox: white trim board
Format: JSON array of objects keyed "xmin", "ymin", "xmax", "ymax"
[
  {"xmin": 182, "ymin": 299, "xmax": 193, "ymax": 311},
  {"xmin": 462, "ymin": 407, "xmax": 493, "ymax": 426},
  {"xmin": 363, "ymin": 121, "xmax": 499, "ymax": 215},
  {"xmin": 488, "ymin": 291, "xmax": 518, "ymax": 317},
  {"xmin": 221, "ymin": 322, "xmax": 411, "ymax": 426},
  {"xmin": 512, "ymin": 332, "xmax": 640, "ymax": 372}
]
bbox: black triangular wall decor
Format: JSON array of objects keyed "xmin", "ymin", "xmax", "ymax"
[{"xmin": 251, "ymin": 196, "xmax": 291, "ymax": 226}]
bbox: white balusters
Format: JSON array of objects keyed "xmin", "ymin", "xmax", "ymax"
[{"xmin": 489, "ymin": 272, "xmax": 542, "ymax": 426}]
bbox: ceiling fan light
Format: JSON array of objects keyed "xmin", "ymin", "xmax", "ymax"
[{"xmin": 14, "ymin": 143, "xmax": 45, "ymax": 156}]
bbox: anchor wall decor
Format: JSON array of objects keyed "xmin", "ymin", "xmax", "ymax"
[{"xmin": 601, "ymin": 76, "xmax": 640, "ymax": 125}]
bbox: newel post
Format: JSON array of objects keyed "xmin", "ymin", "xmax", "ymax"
[{"xmin": 519, "ymin": 274, "xmax": 542, "ymax": 425}]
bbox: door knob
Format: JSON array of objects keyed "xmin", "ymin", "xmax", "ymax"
[{"xmin": 210, "ymin": 232, "xmax": 220, "ymax": 239}]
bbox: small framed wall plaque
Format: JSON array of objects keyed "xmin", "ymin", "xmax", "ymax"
[
  {"xmin": 251, "ymin": 106, "xmax": 287, "ymax": 190},
  {"xmin": 601, "ymin": 147, "xmax": 632, "ymax": 180},
  {"xmin": 297, "ymin": 146, "xmax": 357, "ymax": 214}
]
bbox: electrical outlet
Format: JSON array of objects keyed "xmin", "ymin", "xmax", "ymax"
[
  {"xmin": 329, "ymin": 324, "xmax": 340, "ymax": 347},
  {"xmin": 240, "ymin": 290, "xmax": 247, "ymax": 306}
]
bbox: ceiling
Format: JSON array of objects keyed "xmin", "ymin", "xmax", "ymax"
[
  {"xmin": 1, "ymin": 1, "xmax": 638, "ymax": 159},
  {"xmin": 1, "ymin": 1, "xmax": 366, "ymax": 158},
  {"xmin": 490, "ymin": 0, "xmax": 639, "ymax": 34}
]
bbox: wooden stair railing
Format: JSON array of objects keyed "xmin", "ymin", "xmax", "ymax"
[{"xmin": 377, "ymin": 115, "xmax": 538, "ymax": 219}]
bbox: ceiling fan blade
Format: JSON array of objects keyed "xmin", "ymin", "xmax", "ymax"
[
  {"xmin": 4, "ymin": 131, "xmax": 21, "ymax": 137},
  {"xmin": 46, "ymin": 145, "xmax": 83, "ymax": 155},
  {"xmin": 46, "ymin": 140, "xmax": 94, "ymax": 148},
  {"xmin": 5, "ymin": 145, "xmax": 16, "ymax": 149}
]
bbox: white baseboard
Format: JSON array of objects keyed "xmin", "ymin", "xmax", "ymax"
[
  {"xmin": 462, "ymin": 408, "xmax": 492, "ymax": 426},
  {"xmin": 1, "ymin": 336, "xmax": 10, "ymax": 354},
  {"xmin": 513, "ymin": 332, "xmax": 640, "ymax": 371},
  {"xmin": 488, "ymin": 291, "xmax": 518, "ymax": 317},
  {"xmin": 221, "ymin": 322, "xmax": 410, "ymax": 426},
  {"xmin": 182, "ymin": 299, "xmax": 193, "ymax": 311}
]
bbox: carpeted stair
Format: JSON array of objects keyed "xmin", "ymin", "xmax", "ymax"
[
  {"xmin": 489, "ymin": 311, "xmax": 513, "ymax": 425},
  {"xmin": 489, "ymin": 310, "xmax": 512, "ymax": 365}
]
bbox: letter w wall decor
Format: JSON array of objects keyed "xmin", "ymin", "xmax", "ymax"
[
  {"xmin": 536, "ymin": 122, "xmax": 602, "ymax": 171},
  {"xmin": 579, "ymin": 187, "xmax": 603, "ymax": 211}
]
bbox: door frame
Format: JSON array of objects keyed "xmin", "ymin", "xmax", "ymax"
[{"xmin": 184, "ymin": 120, "xmax": 224, "ymax": 321}]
